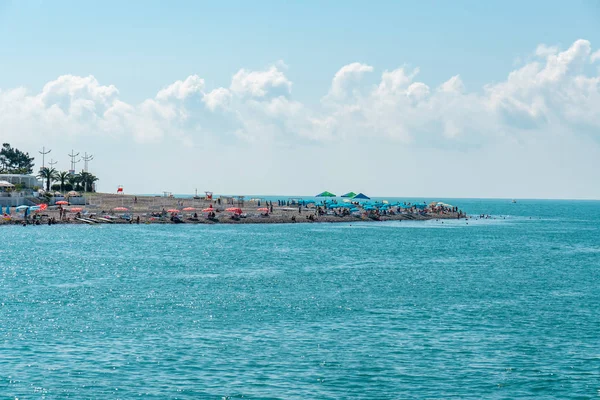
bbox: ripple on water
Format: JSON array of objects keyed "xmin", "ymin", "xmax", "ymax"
[{"xmin": 1, "ymin": 200, "xmax": 600, "ymax": 398}]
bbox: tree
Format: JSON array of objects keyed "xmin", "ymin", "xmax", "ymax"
[
  {"xmin": 67, "ymin": 173, "xmax": 81, "ymax": 191},
  {"xmin": 0, "ymin": 143, "xmax": 35, "ymax": 174},
  {"xmin": 57, "ymin": 171, "xmax": 70, "ymax": 192},
  {"xmin": 37, "ymin": 167, "xmax": 58, "ymax": 191},
  {"xmin": 78, "ymin": 171, "xmax": 99, "ymax": 192}
]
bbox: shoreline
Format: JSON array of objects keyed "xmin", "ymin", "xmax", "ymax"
[{"xmin": 1, "ymin": 193, "xmax": 466, "ymax": 226}]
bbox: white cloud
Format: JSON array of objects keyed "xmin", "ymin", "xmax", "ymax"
[
  {"xmin": 439, "ymin": 75, "xmax": 464, "ymax": 94},
  {"xmin": 535, "ymin": 44, "xmax": 559, "ymax": 57},
  {"xmin": 202, "ymin": 87, "xmax": 232, "ymax": 111},
  {"xmin": 155, "ymin": 75, "xmax": 204, "ymax": 101},
  {"xmin": 328, "ymin": 62, "xmax": 374, "ymax": 98},
  {"xmin": 230, "ymin": 66, "xmax": 292, "ymax": 98},
  {"xmin": 1, "ymin": 39, "xmax": 600, "ymax": 150}
]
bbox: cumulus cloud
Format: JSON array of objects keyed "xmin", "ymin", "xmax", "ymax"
[
  {"xmin": 328, "ymin": 62, "xmax": 374, "ymax": 98},
  {"xmin": 230, "ymin": 66, "xmax": 292, "ymax": 98},
  {"xmin": 1, "ymin": 39, "xmax": 600, "ymax": 148},
  {"xmin": 202, "ymin": 87, "xmax": 232, "ymax": 111},
  {"xmin": 155, "ymin": 75, "xmax": 204, "ymax": 101}
]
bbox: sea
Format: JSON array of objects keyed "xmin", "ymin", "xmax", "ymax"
[{"xmin": 1, "ymin": 198, "xmax": 599, "ymax": 399}]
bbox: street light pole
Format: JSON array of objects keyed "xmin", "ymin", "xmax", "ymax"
[{"xmin": 38, "ymin": 147, "xmax": 51, "ymax": 189}]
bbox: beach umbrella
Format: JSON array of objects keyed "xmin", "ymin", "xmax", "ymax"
[
  {"xmin": 202, "ymin": 208, "xmax": 214, "ymax": 212},
  {"xmin": 69, "ymin": 207, "xmax": 83, "ymax": 212},
  {"xmin": 341, "ymin": 192, "xmax": 356, "ymax": 198},
  {"xmin": 183, "ymin": 207, "xmax": 196, "ymax": 211},
  {"xmin": 16, "ymin": 205, "xmax": 29, "ymax": 211},
  {"xmin": 56, "ymin": 200, "xmax": 69, "ymax": 205},
  {"xmin": 39, "ymin": 204, "xmax": 48, "ymax": 211},
  {"xmin": 114, "ymin": 207, "xmax": 128, "ymax": 211},
  {"xmin": 353, "ymin": 193, "xmax": 370, "ymax": 200},
  {"xmin": 167, "ymin": 209, "xmax": 180, "ymax": 213},
  {"xmin": 316, "ymin": 191, "xmax": 336, "ymax": 197},
  {"xmin": 257, "ymin": 207, "xmax": 269, "ymax": 212},
  {"xmin": 226, "ymin": 207, "xmax": 242, "ymax": 214}
]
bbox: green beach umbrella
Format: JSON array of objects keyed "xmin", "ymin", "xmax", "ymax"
[
  {"xmin": 316, "ymin": 191, "xmax": 336, "ymax": 197},
  {"xmin": 341, "ymin": 192, "xmax": 357, "ymax": 198}
]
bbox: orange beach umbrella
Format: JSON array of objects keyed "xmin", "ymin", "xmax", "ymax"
[
  {"xmin": 69, "ymin": 207, "xmax": 83, "ymax": 212},
  {"xmin": 167, "ymin": 209, "xmax": 180, "ymax": 213},
  {"xmin": 56, "ymin": 200, "xmax": 68, "ymax": 205},
  {"xmin": 202, "ymin": 208, "xmax": 215, "ymax": 212},
  {"xmin": 226, "ymin": 207, "xmax": 242, "ymax": 214},
  {"xmin": 183, "ymin": 207, "xmax": 196, "ymax": 211},
  {"xmin": 113, "ymin": 207, "xmax": 128, "ymax": 211},
  {"xmin": 257, "ymin": 207, "xmax": 269, "ymax": 212}
]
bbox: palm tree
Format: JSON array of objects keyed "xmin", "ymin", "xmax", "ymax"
[
  {"xmin": 67, "ymin": 173, "xmax": 82, "ymax": 192},
  {"xmin": 78, "ymin": 171, "xmax": 99, "ymax": 192},
  {"xmin": 37, "ymin": 167, "xmax": 58, "ymax": 192},
  {"xmin": 57, "ymin": 171, "xmax": 70, "ymax": 192}
]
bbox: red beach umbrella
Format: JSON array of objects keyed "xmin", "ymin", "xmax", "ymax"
[
  {"xmin": 39, "ymin": 204, "xmax": 48, "ymax": 211},
  {"xmin": 257, "ymin": 208, "xmax": 269, "ymax": 212},
  {"xmin": 226, "ymin": 207, "xmax": 242, "ymax": 214},
  {"xmin": 113, "ymin": 207, "xmax": 128, "ymax": 211},
  {"xmin": 183, "ymin": 207, "xmax": 196, "ymax": 211},
  {"xmin": 69, "ymin": 207, "xmax": 83, "ymax": 212},
  {"xmin": 56, "ymin": 200, "xmax": 68, "ymax": 205},
  {"xmin": 167, "ymin": 209, "xmax": 180, "ymax": 213},
  {"xmin": 202, "ymin": 208, "xmax": 215, "ymax": 212}
]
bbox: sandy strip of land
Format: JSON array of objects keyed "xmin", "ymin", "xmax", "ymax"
[{"xmin": 1, "ymin": 193, "xmax": 465, "ymax": 225}]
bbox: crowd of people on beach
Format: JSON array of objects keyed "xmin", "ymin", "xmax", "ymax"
[{"xmin": 1, "ymin": 195, "xmax": 467, "ymax": 226}]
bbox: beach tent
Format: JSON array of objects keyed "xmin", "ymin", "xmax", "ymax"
[
  {"xmin": 341, "ymin": 192, "xmax": 357, "ymax": 198},
  {"xmin": 316, "ymin": 191, "xmax": 336, "ymax": 197},
  {"xmin": 353, "ymin": 193, "xmax": 370, "ymax": 200}
]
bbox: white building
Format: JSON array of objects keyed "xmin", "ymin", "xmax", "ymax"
[{"xmin": 0, "ymin": 174, "xmax": 42, "ymax": 188}]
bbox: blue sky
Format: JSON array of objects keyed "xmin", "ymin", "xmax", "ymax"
[{"xmin": 1, "ymin": 1, "xmax": 600, "ymax": 198}]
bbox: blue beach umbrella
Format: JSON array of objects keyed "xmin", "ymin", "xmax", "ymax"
[
  {"xmin": 16, "ymin": 205, "xmax": 29, "ymax": 211},
  {"xmin": 353, "ymin": 193, "xmax": 370, "ymax": 200}
]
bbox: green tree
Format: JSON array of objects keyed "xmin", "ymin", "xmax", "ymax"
[
  {"xmin": 56, "ymin": 171, "xmax": 70, "ymax": 192},
  {"xmin": 67, "ymin": 173, "xmax": 81, "ymax": 191},
  {"xmin": 0, "ymin": 143, "xmax": 35, "ymax": 174},
  {"xmin": 37, "ymin": 167, "xmax": 58, "ymax": 191},
  {"xmin": 78, "ymin": 171, "xmax": 99, "ymax": 192}
]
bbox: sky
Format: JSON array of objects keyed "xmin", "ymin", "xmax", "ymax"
[{"xmin": 1, "ymin": 0, "xmax": 600, "ymax": 199}]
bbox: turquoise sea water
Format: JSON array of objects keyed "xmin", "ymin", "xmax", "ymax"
[{"xmin": 1, "ymin": 199, "xmax": 599, "ymax": 399}]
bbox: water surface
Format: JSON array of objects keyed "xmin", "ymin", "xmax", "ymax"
[{"xmin": 1, "ymin": 199, "xmax": 599, "ymax": 398}]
